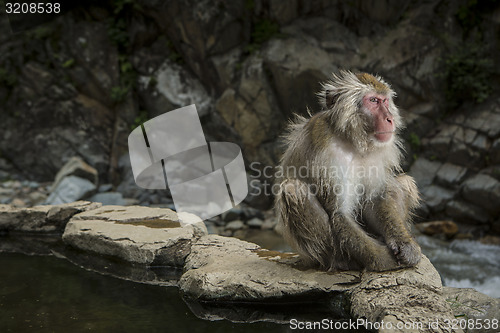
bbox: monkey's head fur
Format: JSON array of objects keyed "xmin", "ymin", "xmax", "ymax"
[{"xmin": 318, "ymin": 70, "xmax": 403, "ymax": 153}]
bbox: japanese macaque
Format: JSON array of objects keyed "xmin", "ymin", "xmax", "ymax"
[{"xmin": 275, "ymin": 70, "xmax": 421, "ymax": 272}]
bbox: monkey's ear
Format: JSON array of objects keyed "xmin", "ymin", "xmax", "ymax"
[{"xmin": 325, "ymin": 89, "xmax": 339, "ymax": 109}]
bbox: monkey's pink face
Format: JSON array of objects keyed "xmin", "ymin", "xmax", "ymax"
[{"xmin": 362, "ymin": 93, "xmax": 395, "ymax": 142}]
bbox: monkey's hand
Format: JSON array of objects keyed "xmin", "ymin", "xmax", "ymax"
[{"xmin": 387, "ymin": 239, "xmax": 421, "ymax": 267}]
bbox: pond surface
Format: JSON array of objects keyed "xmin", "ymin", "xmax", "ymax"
[{"xmin": 0, "ymin": 253, "xmax": 290, "ymax": 333}]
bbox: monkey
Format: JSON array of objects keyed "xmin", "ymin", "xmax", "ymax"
[{"xmin": 275, "ymin": 70, "xmax": 421, "ymax": 272}]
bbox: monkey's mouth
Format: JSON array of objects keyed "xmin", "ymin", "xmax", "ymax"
[{"xmin": 374, "ymin": 131, "xmax": 395, "ymax": 142}]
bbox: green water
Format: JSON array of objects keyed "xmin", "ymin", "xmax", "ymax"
[{"xmin": 0, "ymin": 253, "xmax": 288, "ymax": 333}]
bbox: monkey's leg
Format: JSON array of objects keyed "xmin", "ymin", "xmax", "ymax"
[
  {"xmin": 329, "ymin": 212, "xmax": 401, "ymax": 271},
  {"xmin": 367, "ymin": 174, "xmax": 421, "ymax": 267},
  {"xmin": 276, "ymin": 179, "xmax": 334, "ymax": 269},
  {"xmin": 277, "ymin": 179, "xmax": 400, "ymax": 271}
]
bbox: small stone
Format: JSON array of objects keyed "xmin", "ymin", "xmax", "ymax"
[
  {"xmin": 246, "ymin": 217, "xmax": 263, "ymax": 228},
  {"xmin": 11, "ymin": 198, "xmax": 26, "ymax": 207},
  {"xmin": 50, "ymin": 157, "xmax": 98, "ymax": 192},
  {"xmin": 435, "ymin": 163, "xmax": 468, "ymax": 188},
  {"xmin": 261, "ymin": 217, "xmax": 278, "ymax": 230},
  {"xmin": 225, "ymin": 220, "xmax": 244, "ymax": 231},
  {"xmin": 28, "ymin": 191, "xmax": 47, "ymax": 205},
  {"xmin": 408, "ymin": 158, "xmax": 441, "ymax": 188},
  {"xmin": 415, "ymin": 220, "xmax": 458, "ymax": 238},
  {"xmin": 222, "ymin": 208, "xmax": 242, "ymax": 222},
  {"xmin": 98, "ymin": 184, "xmax": 113, "ymax": 192},
  {"xmin": 462, "ymin": 174, "xmax": 500, "ymax": 215},
  {"xmin": 205, "ymin": 221, "xmax": 219, "ymax": 234},
  {"xmin": 89, "ymin": 192, "xmax": 126, "ymax": 206},
  {"xmin": 44, "ymin": 176, "xmax": 97, "ymax": 205},
  {"xmin": 241, "ymin": 207, "xmax": 264, "ymax": 220},
  {"xmin": 445, "ymin": 200, "xmax": 490, "ymax": 224},
  {"xmin": 479, "ymin": 235, "xmax": 500, "ymax": 246},
  {"xmin": 421, "ymin": 185, "xmax": 454, "ymax": 212}
]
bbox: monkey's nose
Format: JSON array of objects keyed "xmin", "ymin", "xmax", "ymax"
[{"xmin": 386, "ymin": 117, "xmax": 393, "ymax": 124}]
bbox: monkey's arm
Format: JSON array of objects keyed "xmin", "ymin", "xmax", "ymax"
[{"xmin": 369, "ymin": 174, "xmax": 421, "ymax": 266}]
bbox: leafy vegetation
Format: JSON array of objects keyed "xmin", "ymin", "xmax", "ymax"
[
  {"xmin": 245, "ymin": 19, "xmax": 280, "ymax": 54},
  {"xmin": 408, "ymin": 132, "xmax": 421, "ymax": 151},
  {"xmin": 131, "ymin": 110, "xmax": 149, "ymax": 130},
  {"xmin": 0, "ymin": 67, "xmax": 17, "ymax": 87},
  {"xmin": 438, "ymin": 45, "xmax": 493, "ymax": 105},
  {"xmin": 61, "ymin": 58, "xmax": 75, "ymax": 68}
]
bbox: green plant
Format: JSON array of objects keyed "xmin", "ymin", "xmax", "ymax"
[
  {"xmin": 62, "ymin": 58, "xmax": 75, "ymax": 68},
  {"xmin": 438, "ymin": 45, "xmax": 494, "ymax": 105},
  {"xmin": 0, "ymin": 67, "xmax": 17, "ymax": 87},
  {"xmin": 245, "ymin": 19, "xmax": 280, "ymax": 54},
  {"xmin": 107, "ymin": 18, "xmax": 129, "ymax": 47},
  {"xmin": 148, "ymin": 76, "xmax": 157, "ymax": 89},
  {"xmin": 165, "ymin": 40, "xmax": 183, "ymax": 64},
  {"xmin": 111, "ymin": 86, "xmax": 129, "ymax": 102},
  {"xmin": 408, "ymin": 132, "xmax": 421, "ymax": 150},
  {"xmin": 132, "ymin": 110, "xmax": 149, "ymax": 130}
]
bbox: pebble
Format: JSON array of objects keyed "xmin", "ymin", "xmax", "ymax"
[
  {"xmin": 225, "ymin": 220, "xmax": 244, "ymax": 231},
  {"xmin": 246, "ymin": 217, "xmax": 264, "ymax": 228}
]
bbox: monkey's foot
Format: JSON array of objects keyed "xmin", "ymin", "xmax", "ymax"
[{"xmin": 387, "ymin": 239, "xmax": 421, "ymax": 267}]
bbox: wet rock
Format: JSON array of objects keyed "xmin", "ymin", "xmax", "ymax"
[
  {"xmin": 49, "ymin": 157, "xmax": 98, "ymax": 192},
  {"xmin": 435, "ymin": 163, "xmax": 468, "ymax": 189},
  {"xmin": 98, "ymin": 184, "xmax": 113, "ymax": 192},
  {"xmin": 349, "ymin": 257, "xmax": 458, "ymax": 333},
  {"xmin": 445, "ymin": 200, "xmax": 490, "ymax": 224},
  {"xmin": 462, "ymin": 174, "xmax": 500, "ymax": 215},
  {"xmin": 0, "ymin": 201, "xmax": 101, "ymax": 232},
  {"xmin": 246, "ymin": 217, "xmax": 263, "ymax": 228},
  {"xmin": 180, "ymin": 235, "xmax": 357, "ymax": 301},
  {"xmin": 221, "ymin": 208, "xmax": 242, "ymax": 222},
  {"xmin": 479, "ymin": 235, "xmax": 500, "ymax": 246},
  {"xmin": 89, "ymin": 192, "xmax": 126, "ymax": 206},
  {"xmin": 408, "ymin": 158, "xmax": 442, "ymax": 188},
  {"xmin": 63, "ymin": 205, "xmax": 207, "ymax": 266},
  {"xmin": 416, "ymin": 220, "xmax": 459, "ymax": 238},
  {"xmin": 44, "ymin": 176, "xmax": 97, "ymax": 205},
  {"xmin": 261, "ymin": 217, "xmax": 278, "ymax": 230},
  {"xmin": 443, "ymin": 287, "xmax": 500, "ymax": 333},
  {"xmin": 141, "ymin": 60, "xmax": 213, "ymax": 118},
  {"xmin": 180, "ymin": 235, "xmax": 458, "ymax": 331},
  {"xmin": 491, "ymin": 138, "xmax": 500, "ymax": 164},
  {"xmin": 421, "ymin": 185, "xmax": 455, "ymax": 212},
  {"xmin": 225, "ymin": 220, "xmax": 244, "ymax": 231},
  {"xmin": 262, "ymin": 37, "xmax": 337, "ymax": 118}
]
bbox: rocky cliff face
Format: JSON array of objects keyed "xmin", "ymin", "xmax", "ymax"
[{"xmin": 1, "ymin": 0, "xmax": 500, "ymax": 233}]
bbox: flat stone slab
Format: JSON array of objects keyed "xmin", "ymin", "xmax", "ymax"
[
  {"xmin": 0, "ymin": 201, "xmax": 101, "ymax": 232},
  {"xmin": 62, "ymin": 205, "xmax": 207, "ymax": 267},
  {"xmin": 180, "ymin": 235, "xmax": 462, "ymax": 332},
  {"xmin": 180, "ymin": 234, "xmax": 361, "ymax": 301}
]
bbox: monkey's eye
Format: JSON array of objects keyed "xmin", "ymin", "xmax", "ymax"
[{"xmin": 369, "ymin": 97, "xmax": 378, "ymax": 103}]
